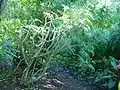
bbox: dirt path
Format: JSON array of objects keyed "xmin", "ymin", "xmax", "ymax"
[
  {"xmin": 0, "ymin": 62, "xmax": 106, "ymax": 90},
  {"xmin": 35, "ymin": 62, "xmax": 105, "ymax": 90}
]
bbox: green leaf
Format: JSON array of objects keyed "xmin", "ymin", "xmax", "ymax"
[
  {"xmin": 108, "ymin": 79, "xmax": 115, "ymax": 89},
  {"xmin": 109, "ymin": 56, "xmax": 117, "ymax": 70}
]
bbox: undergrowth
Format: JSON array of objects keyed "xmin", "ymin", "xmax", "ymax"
[{"xmin": 0, "ymin": 0, "xmax": 120, "ymax": 89}]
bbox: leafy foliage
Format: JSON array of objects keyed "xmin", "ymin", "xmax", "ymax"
[{"xmin": 0, "ymin": 0, "xmax": 120, "ymax": 89}]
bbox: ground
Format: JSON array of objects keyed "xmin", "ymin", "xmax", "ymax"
[{"xmin": 0, "ymin": 62, "xmax": 106, "ymax": 90}]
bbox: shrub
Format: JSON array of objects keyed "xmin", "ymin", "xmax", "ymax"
[{"xmin": 15, "ymin": 13, "xmax": 67, "ymax": 85}]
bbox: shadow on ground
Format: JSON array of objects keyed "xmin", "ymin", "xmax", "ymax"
[{"xmin": 0, "ymin": 62, "xmax": 106, "ymax": 90}]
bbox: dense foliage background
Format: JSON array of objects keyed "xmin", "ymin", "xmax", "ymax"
[{"xmin": 0, "ymin": 0, "xmax": 120, "ymax": 89}]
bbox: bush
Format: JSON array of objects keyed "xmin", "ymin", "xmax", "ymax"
[{"xmin": 0, "ymin": 0, "xmax": 120, "ymax": 89}]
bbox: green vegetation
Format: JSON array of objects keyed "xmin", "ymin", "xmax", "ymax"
[{"xmin": 0, "ymin": 0, "xmax": 120, "ymax": 89}]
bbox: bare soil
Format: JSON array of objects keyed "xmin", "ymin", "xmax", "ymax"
[{"xmin": 0, "ymin": 62, "xmax": 106, "ymax": 90}]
